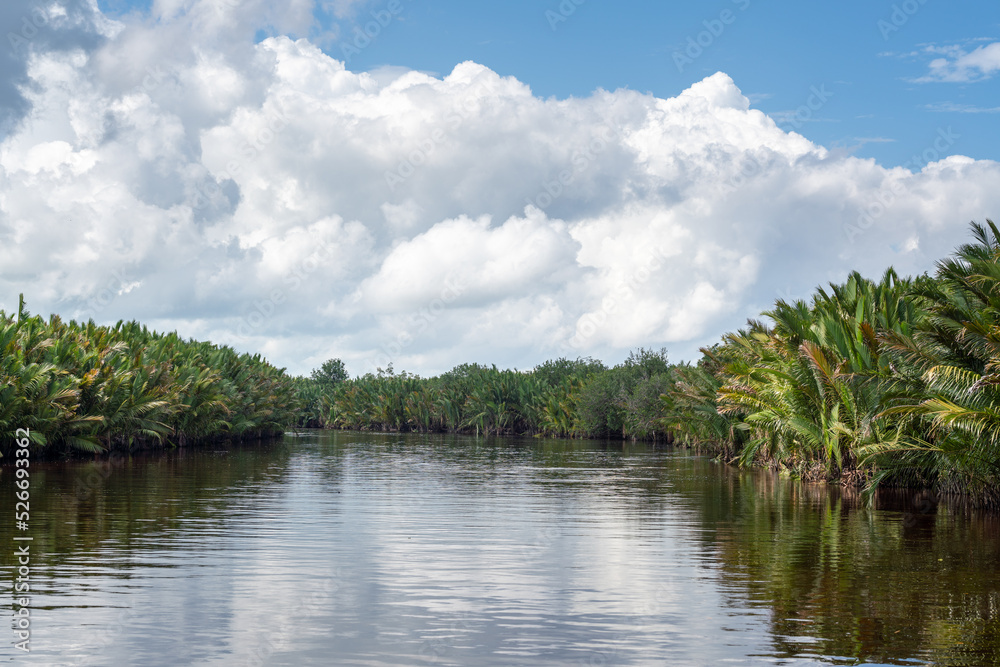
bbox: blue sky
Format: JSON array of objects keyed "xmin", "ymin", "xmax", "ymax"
[
  {"xmin": 2, "ymin": 0, "xmax": 998, "ymax": 376},
  {"xmin": 100, "ymin": 0, "xmax": 1000, "ymax": 168}
]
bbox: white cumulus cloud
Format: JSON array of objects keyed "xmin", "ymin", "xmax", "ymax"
[{"xmin": 2, "ymin": 0, "xmax": 999, "ymax": 377}]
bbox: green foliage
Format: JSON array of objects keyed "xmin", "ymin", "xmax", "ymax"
[
  {"xmin": 532, "ymin": 357, "xmax": 606, "ymax": 388},
  {"xmin": 293, "ymin": 351, "xmax": 672, "ymax": 440},
  {"xmin": 651, "ymin": 220, "xmax": 1000, "ymax": 507},
  {"xmin": 311, "ymin": 358, "xmax": 348, "ymax": 389},
  {"xmin": 287, "ymin": 220, "xmax": 1000, "ymax": 504},
  {"xmin": 860, "ymin": 220, "xmax": 1000, "ymax": 505},
  {"xmin": 659, "ymin": 354, "xmax": 742, "ymax": 454},
  {"xmin": 708, "ymin": 269, "xmax": 921, "ymax": 479},
  {"xmin": 19, "ymin": 219, "xmax": 1000, "ymax": 506},
  {"xmin": 574, "ymin": 348, "xmax": 671, "ymax": 438},
  {"xmin": 0, "ymin": 299, "xmax": 299, "ymax": 458}
]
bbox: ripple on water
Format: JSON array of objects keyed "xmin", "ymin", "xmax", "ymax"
[{"xmin": 2, "ymin": 432, "xmax": 999, "ymax": 666}]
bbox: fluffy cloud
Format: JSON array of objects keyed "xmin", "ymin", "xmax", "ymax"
[
  {"xmin": 2, "ymin": 0, "xmax": 1000, "ymax": 377},
  {"xmin": 0, "ymin": 0, "xmax": 116, "ymax": 137},
  {"xmin": 917, "ymin": 42, "xmax": 1000, "ymax": 83}
]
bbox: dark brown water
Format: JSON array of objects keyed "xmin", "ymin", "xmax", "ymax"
[{"xmin": 2, "ymin": 431, "xmax": 999, "ymax": 666}]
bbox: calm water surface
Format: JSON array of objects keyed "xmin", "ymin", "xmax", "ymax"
[{"xmin": 2, "ymin": 431, "xmax": 1000, "ymax": 666}]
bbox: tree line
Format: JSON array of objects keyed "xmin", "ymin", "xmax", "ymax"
[
  {"xmin": 299, "ymin": 220, "xmax": 1000, "ymax": 506},
  {"xmin": 6, "ymin": 220, "xmax": 1000, "ymax": 506},
  {"xmin": 0, "ymin": 296, "xmax": 298, "ymax": 458}
]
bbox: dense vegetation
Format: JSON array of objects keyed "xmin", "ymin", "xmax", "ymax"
[
  {"xmin": 295, "ymin": 351, "xmax": 663, "ymax": 438},
  {"xmin": 298, "ymin": 221, "xmax": 1000, "ymax": 506},
  {"xmin": 6, "ymin": 220, "xmax": 1000, "ymax": 504},
  {"xmin": 0, "ymin": 296, "xmax": 298, "ymax": 459}
]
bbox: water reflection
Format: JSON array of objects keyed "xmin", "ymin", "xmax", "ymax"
[
  {"xmin": 675, "ymin": 468, "xmax": 1000, "ymax": 666},
  {"xmin": 1, "ymin": 432, "xmax": 998, "ymax": 665}
]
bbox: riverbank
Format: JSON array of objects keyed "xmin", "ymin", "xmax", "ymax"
[
  {"xmin": 295, "ymin": 220, "xmax": 1000, "ymax": 508},
  {"xmin": 6, "ymin": 220, "xmax": 1000, "ymax": 506},
  {"xmin": 0, "ymin": 297, "xmax": 299, "ymax": 460}
]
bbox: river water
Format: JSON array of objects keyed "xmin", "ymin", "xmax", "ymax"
[{"xmin": 2, "ymin": 431, "xmax": 999, "ymax": 666}]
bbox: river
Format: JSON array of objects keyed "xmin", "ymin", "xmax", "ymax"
[{"xmin": 2, "ymin": 430, "xmax": 999, "ymax": 665}]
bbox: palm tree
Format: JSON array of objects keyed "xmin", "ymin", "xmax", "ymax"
[
  {"xmin": 1, "ymin": 296, "xmax": 299, "ymax": 459},
  {"xmin": 863, "ymin": 220, "xmax": 1000, "ymax": 505}
]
